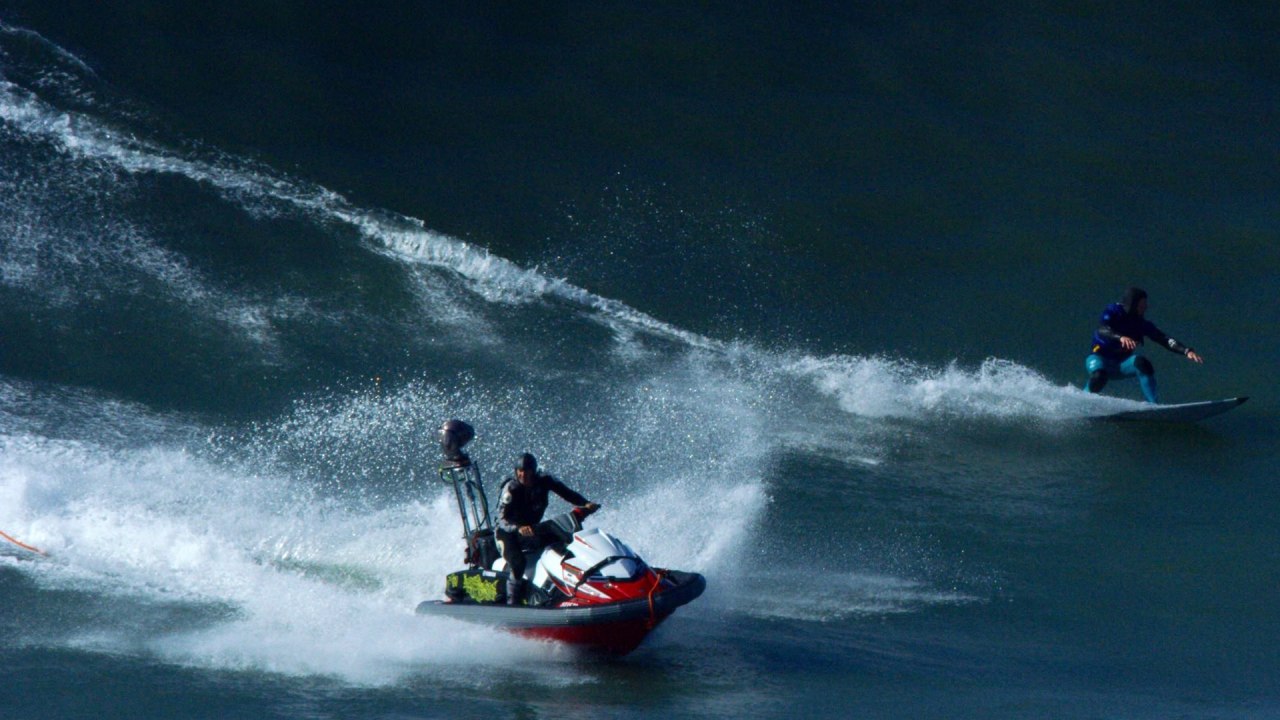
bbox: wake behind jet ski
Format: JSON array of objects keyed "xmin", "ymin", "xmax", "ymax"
[{"xmin": 416, "ymin": 420, "xmax": 705, "ymax": 655}]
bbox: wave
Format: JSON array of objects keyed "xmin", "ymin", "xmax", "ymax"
[
  {"xmin": 1, "ymin": 21, "xmax": 1125, "ymax": 425},
  {"xmin": 0, "ymin": 26, "xmax": 718, "ymax": 358},
  {"xmin": 0, "ymin": 22, "xmax": 1116, "ymax": 687}
]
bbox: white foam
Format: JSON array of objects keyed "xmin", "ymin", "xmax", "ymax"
[
  {"xmin": 0, "ymin": 428, "xmax": 601, "ymax": 685},
  {"xmin": 787, "ymin": 354, "xmax": 1138, "ymax": 422},
  {"xmin": 606, "ymin": 481, "xmax": 767, "ymax": 581},
  {"xmin": 0, "ymin": 339, "xmax": 796, "ymax": 682}
]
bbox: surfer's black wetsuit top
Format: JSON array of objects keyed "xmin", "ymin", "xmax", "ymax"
[
  {"xmin": 1090, "ymin": 288, "xmax": 1193, "ymax": 360},
  {"xmin": 495, "ymin": 473, "xmax": 589, "ymax": 533}
]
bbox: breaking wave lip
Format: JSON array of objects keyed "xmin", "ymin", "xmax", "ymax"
[
  {"xmin": 342, "ymin": 209, "xmax": 723, "ymax": 351},
  {"xmin": 1, "ymin": 36, "xmax": 721, "ymax": 355},
  {"xmin": 0, "ymin": 23, "xmax": 97, "ymax": 76}
]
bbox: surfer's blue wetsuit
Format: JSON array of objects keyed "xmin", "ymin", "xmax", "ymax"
[{"xmin": 1084, "ymin": 287, "xmax": 1195, "ymax": 403}]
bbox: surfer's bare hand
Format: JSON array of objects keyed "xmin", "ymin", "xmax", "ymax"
[
  {"xmin": 519, "ymin": 525, "xmax": 534, "ymax": 537},
  {"xmin": 1120, "ymin": 336, "xmax": 1138, "ymax": 350},
  {"xmin": 1186, "ymin": 350, "xmax": 1204, "ymax": 364}
]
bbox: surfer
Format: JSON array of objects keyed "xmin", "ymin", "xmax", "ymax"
[
  {"xmin": 1084, "ymin": 287, "xmax": 1203, "ymax": 403},
  {"xmin": 495, "ymin": 453, "xmax": 599, "ymax": 605}
]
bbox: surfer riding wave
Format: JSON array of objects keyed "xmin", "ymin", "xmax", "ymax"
[{"xmin": 1083, "ymin": 287, "xmax": 1203, "ymax": 403}]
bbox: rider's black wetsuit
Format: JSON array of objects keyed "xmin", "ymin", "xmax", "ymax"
[{"xmin": 494, "ymin": 471, "xmax": 590, "ymax": 604}]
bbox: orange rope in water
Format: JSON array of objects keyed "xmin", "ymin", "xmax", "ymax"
[{"xmin": 0, "ymin": 529, "xmax": 46, "ymax": 556}]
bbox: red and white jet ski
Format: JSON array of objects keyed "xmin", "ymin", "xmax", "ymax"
[{"xmin": 415, "ymin": 421, "xmax": 705, "ymax": 656}]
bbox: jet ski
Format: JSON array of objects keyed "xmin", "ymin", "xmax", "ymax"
[{"xmin": 415, "ymin": 420, "xmax": 706, "ymax": 656}]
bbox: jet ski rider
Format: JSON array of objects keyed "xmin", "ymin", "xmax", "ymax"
[
  {"xmin": 495, "ymin": 453, "xmax": 599, "ymax": 605},
  {"xmin": 1084, "ymin": 286, "xmax": 1203, "ymax": 403}
]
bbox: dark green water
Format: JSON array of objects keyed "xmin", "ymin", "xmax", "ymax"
[{"xmin": 2, "ymin": 4, "xmax": 1277, "ymax": 718}]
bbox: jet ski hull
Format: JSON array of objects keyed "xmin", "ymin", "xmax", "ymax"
[{"xmin": 416, "ymin": 569, "xmax": 705, "ymax": 655}]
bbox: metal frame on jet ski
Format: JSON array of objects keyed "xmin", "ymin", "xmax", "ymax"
[{"xmin": 415, "ymin": 420, "xmax": 705, "ymax": 655}]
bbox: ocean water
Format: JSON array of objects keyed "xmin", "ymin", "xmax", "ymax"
[{"xmin": 2, "ymin": 4, "xmax": 1278, "ymax": 718}]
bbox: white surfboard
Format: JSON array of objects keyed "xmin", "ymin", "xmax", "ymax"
[{"xmin": 1099, "ymin": 396, "xmax": 1247, "ymax": 422}]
